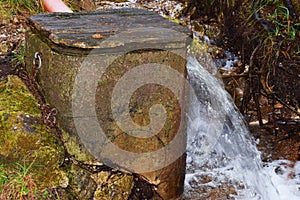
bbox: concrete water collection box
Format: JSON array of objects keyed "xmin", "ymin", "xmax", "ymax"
[{"xmin": 26, "ymin": 8, "xmax": 190, "ymax": 199}]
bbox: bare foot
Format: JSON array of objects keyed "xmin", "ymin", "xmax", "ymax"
[{"xmin": 42, "ymin": 0, "xmax": 73, "ymax": 13}]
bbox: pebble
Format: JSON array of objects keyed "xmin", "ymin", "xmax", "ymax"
[
  {"xmin": 13, "ymin": 17, "xmax": 19, "ymax": 24},
  {"xmin": 0, "ymin": 42, "xmax": 9, "ymax": 53}
]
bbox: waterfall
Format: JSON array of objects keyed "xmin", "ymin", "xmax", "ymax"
[{"xmin": 184, "ymin": 56, "xmax": 299, "ymax": 199}]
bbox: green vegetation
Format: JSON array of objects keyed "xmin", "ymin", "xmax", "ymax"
[
  {"xmin": 7, "ymin": 0, "xmax": 41, "ymax": 14},
  {"xmin": 0, "ymin": 161, "xmax": 35, "ymax": 199},
  {"xmin": 0, "ymin": 0, "xmax": 43, "ymax": 68},
  {"xmin": 249, "ymin": 0, "xmax": 299, "ymax": 98},
  {"xmin": 184, "ymin": 0, "xmax": 299, "ymax": 116},
  {"xmin": 0, "ymin": 76, "xmax": 65, "ymax": 199},
  {"xmin": 0, "ymin": 0, "xmax": 42, "ymax": 22},
  {"xmin": 0, "ymin": 162, "xmax": 58, "ymax": 199},
  {"xmin": 253, "ymin": 1, "xmax": 299, "ymax": 45},
  {"xmin": 184, "ymin": 0, "xmax": 236, "ymax": 20},
  {"xmin": 12, "ymin": 43, "xmax": 26, "ymax": 66}
]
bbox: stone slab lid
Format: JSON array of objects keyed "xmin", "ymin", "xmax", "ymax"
[{"xmin": 28, "ymin": 8, "xmax": 191, "ymax": 55}]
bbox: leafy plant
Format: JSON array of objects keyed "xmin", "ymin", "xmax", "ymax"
[
  {"xmin": 0, "ymin": 160, "xmax": 36, "ymax": 199},
  {"xmin": 8, "ymin": 0, "xmax": 42, "ymax": 14},
  {"xmin": 12, "ymin": 43, "xmax": 26, "ymax": 66},
  {"xmin": 266, "ymin": 5, "xmax": 298, "ymax": 40},
  {"xmin": 0, "ymin": 160, "xmax": 62, "ymax": 199},
  {"xmin": 0, "ymin": 164, "xmax": 10, "ymax": 189}
]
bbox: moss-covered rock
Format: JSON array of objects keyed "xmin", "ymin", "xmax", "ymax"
[
  {"xmin": 0, "ymin": 75, "xmax": 154, "ymax": 199},
  {"xmin": 91, "ymin": 171, "xmax": 134, "ymax": 200},
  {"xmin": 0, "ymin": 75, "xmax": 66, "ymax": 198}
]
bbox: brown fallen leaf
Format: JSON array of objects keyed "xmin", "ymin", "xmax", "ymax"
[
  {"xmin": 274, "ymin": 103, "xmax": 284, "ymax": 109},
  {"xmin": 92, "ymin": 33, "xmax": 104, "ymax": 39}
]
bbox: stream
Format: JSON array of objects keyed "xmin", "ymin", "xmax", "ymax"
[{"xmin": 185, "ymin": 55, "xmax": 300, "ymax": 199}]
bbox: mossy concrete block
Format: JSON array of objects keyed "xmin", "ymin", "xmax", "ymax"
[{"xmin": 26, "ymin": 8, "xmax": 190, "ymax": 199}]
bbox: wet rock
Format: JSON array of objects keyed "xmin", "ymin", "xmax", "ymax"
[
  {"xmin": 189, "ymin": 38, "xmax": 218, "ymax": 75},
  {"xmin": 67, "ymin": 164, "xmax": 97, "ymax": 199},
  {"xmin": 91, "ymin": 171, "xmax": 134, "ymax": 200},
  {"xmin": 20, "ymin": 114, "xmax": 41, "ymax": 134},
  {"xmin": 192, "ymin": 21, "xmax": 221, "ymax": 40}
]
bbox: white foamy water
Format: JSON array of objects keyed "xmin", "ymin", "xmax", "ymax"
[
  {"xmin": 185, "ymin": 56, "xmax": 300, "ymax": 200},
  {"xmin": 261, "ymin": 160, "xmax": 300, "ymax": 200}
]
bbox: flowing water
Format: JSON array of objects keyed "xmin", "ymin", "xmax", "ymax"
[
  {"xmin": 185, "ymin": 56, "xmax": 300, "ymax": 199},
  {"xmin": 93, "ymin": 1, "xmax": 300, "ymax": 198}
]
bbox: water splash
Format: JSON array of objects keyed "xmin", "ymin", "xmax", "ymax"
[{"xmin": 184, "ymin": 56, "xmax": 284, "ymax": 199}]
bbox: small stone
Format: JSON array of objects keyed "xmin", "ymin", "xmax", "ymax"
[
  {"xmin": 59, "ymin": 172, "xmax": 69, "ymax": 188},
  {"xmin": 13, "ymin": 17, "xmax": 19, "ymax": 24},
  {"xmin": 274, "ymin": 110, "xmax": 281, "ymax": 115},
  {"xmin": 235, "ymin": 87, "xmax": 243, "ymax": 96},
  {"xmin": 3, "ymin": 113, "xmax": 10, "ymax": 121},
  {"xmin": 0, "ymin": 42, "xmax": 9, "ymax": 53},
  {"xmin": 17, "ymin": 26, "xmax": 25, "ymax": 33}
]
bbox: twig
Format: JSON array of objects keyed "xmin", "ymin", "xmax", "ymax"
[
  {"xmin": 249, "ymin": 44, "xmax": 264, "ymax": 126},
  {"xmin": 221, "ymin": 73, "xmax": 248, "ymax": 79},
  {"xmin": 272, "ymin": 93, "xmax": 300, "ymax": 116}
]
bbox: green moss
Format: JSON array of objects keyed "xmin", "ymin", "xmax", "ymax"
[
  {"xmin": 92, "ymin": 171, "xmax": 134, "ymax": 200},
  {"xmin": 190, "ymin": 38, "xmax": 209, "ymax": 56},
  {"xmin": 98, "ymin": 80, "xmax": 108, "ymax": 87},
  {"xmin": 0, "ymin": 75, "xmax": 40, "ymax": 115},
  {"xmin": 61, "ymin": 130, "xmax": 94, "ymax": 162},
  {"xmin": 0, "ymin": 75, "xmax": 65, "ymax": 198},
  {"xmin": 0, "ymin": 0, "xmax": 42, "ymax": 23}
]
